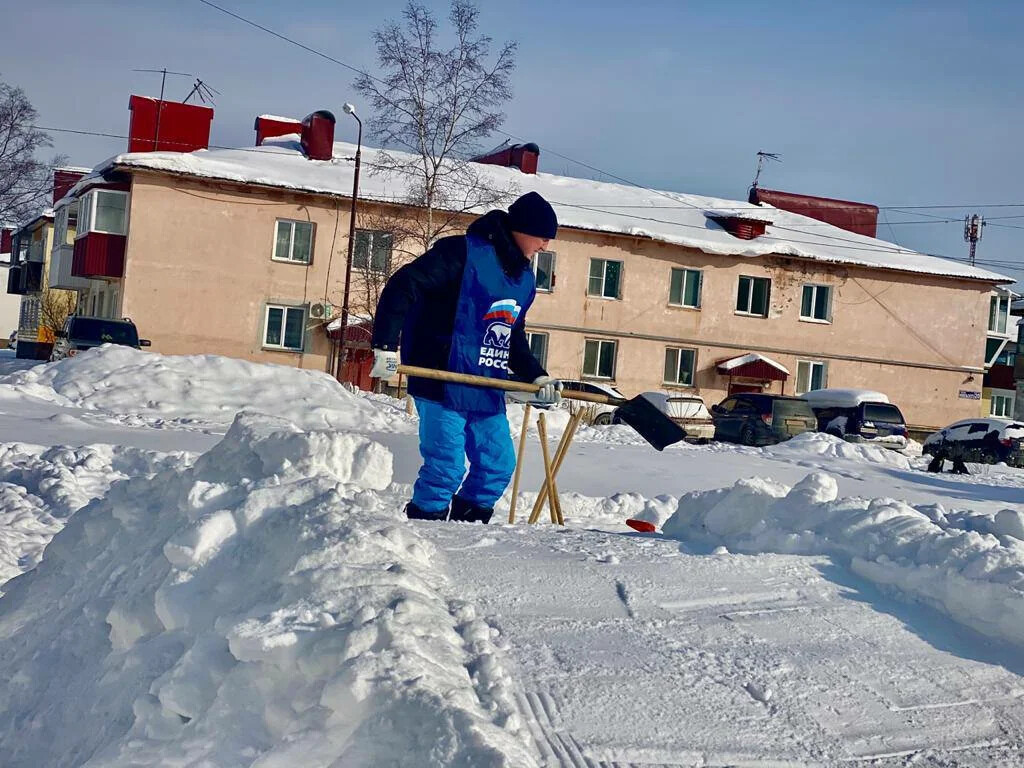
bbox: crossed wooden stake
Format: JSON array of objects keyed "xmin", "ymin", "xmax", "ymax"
[{"xmin": 507, "ymin": 404, "xmax": 584, "ymax": 525}]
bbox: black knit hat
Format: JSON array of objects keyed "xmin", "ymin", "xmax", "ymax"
[{"xmin": 508, "ymin": 191, "xmax": 558, "ymax": 240}]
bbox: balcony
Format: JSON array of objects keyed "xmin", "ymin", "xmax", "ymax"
[
  {"xmin": 19, "ymin": 261, "xmax": 42, "ymax": 293},
  {"xmin": 49, "ymin": 244, "xmax": 93, "ymax": 290},
  {"xmin": 25, "ymin": 238, "xmax": 45, "ymax": 263},
  {"xmin": 72, "ymin": 233, "xmax": 126, "ymax": 280},
  {"xmin": 6, "ymin": 264, "xmax": 24, "ymax": 295}
]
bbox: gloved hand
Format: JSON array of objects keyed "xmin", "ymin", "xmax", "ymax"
[
  {"xmin": 370, "ymin": 349, "xmax": 399, "ymax": 379},
  {"xmin": 532, "ymin": 375, "xmax": 562, "ymax": 405}
]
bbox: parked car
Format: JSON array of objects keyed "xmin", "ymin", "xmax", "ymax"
[
  {"xmin": 614, "ymin": 392, "xmax": 715, "ymax": 442},
  {"xmin": 506, "ymin": 379, "xmax": 627, "ymax": 424},
  {"xmin": 801, "ymin": 388, "xmax": 908, "ymax": 450},
  {"xmin": 922, "ymin": 417, "xmax": 1024, "ymax": 467},
  {"xmin": 49, "ymin": 315, "xmax": 151, "ymax": 362},
  {"xmin": 710, "ymin": 393, "xmax": 817, "ymax": 446}
]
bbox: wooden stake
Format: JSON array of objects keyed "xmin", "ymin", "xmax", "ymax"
[
  {"xmin": 507, "ymin": 404, "xmax": 532, "ymax": 524},
  {"xmin": 536, "ymin": 412, "xmax": 561, "ymax": 524},
  {"xmin": 528, "ymin": 411, "xmax": 581, "ymax": 524}
]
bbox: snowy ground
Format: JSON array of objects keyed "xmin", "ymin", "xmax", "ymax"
[{"xmin": 0, "ymin": 346, "xmax": 1022, "ymax": 766}]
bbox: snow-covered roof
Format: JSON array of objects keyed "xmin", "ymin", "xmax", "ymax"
[
  {"xmin": 717, "ymin": 353, "xmax": 790, "ymax": 375},
  {"xmin": 87, "ymin": 137, "xmax": 1009, "ymax": 283}
]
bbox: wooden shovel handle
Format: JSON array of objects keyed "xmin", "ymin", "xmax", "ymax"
[{"xmin": 397, "ymin": 365, "xmax": 620, "ymax": 405}]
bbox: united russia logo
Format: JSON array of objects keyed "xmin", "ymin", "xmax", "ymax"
[{"xmin": 478, "ymin": 299, "xmax": 521, "ymax": 369}]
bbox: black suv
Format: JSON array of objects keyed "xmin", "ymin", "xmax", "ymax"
[
  {"xmin": 49, "ymin": 316, "xmax": 151, "ymax": 361},
  {"xmin": 710, "ymin": 393, "xmax": 818, "ymax": 446}
]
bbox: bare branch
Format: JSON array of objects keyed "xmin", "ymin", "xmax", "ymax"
[{"xmin": 0, "ymin": 76, "xmax": 58, "ymax": 225}]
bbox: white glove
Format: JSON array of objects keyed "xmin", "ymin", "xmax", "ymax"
[
  {"xmin": 532, "ymin": 375, "xmax": 562, "ymax": 405},
  {"xmin": 370, "ymin": 349, "xmax": 399, "ymax": 379}
]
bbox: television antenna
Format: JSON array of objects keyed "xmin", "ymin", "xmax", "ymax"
[
  {"xmin": 751, "ymin": 151, "xmax": 781, "ymax": 190},
  {"xmin": 132, "ymin": 68, "xmax": 195, "ymax": 149}
]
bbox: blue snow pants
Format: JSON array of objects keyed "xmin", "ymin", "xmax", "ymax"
[{"xmin": 411, "ymin": 398, "xmax": 517, "ymax": 513}]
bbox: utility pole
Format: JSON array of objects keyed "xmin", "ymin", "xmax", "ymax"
[{"xmin": 963, "ymin": 214, "xmax": 985, "ymax": 266}]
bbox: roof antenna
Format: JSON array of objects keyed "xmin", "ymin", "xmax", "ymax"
[
  {"xmin": 184, "ymin": 78, "xmax": 221, "ymax": 105},
  {"xmin": 751, "ymin": 151, "xmax": 781, "ymax": 191}
]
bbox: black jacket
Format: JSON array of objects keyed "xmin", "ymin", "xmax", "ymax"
[{"xmin": 371, "ymin": 210, "xmax": 547, "ymax": 402}]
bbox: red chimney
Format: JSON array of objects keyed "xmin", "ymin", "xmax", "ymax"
[
  {"xmin": 255, "ymin": 114, "xmax": 303, "ymax": 146},
  {"xmin": 707, "ymin": 214, "xmax": 771, "ymax": 240},
  {"xmin": 750, "ymin": 187, "xmax": 878, "ymax": 238},
  {"xmin": 1, "ymin": 228, "xmax": 12, "ymax": 256},
  {"xmin": 52, "ymin": 169, "xmax": 86, "ymax": 205},
  {"xmin": 471, "ymin": 142, "xmax": 540, "ymax": 174},
  {"xmin": 128, "ymin": 94, "xmax": 214, "ymax": 153},
  {"xmin": 300, "ymin": 111, "xmax": 336, "ymax": 161}
]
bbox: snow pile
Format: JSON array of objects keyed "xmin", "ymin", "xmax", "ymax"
[
  {"xmin": 0, "ymin": 413, "xmax": 536, "ymax": 768},
  {"xmin": 662, "ymin": 472, "xmax": 1024, "ymax": 646},
  {"xmin": 2, "ymin": 346, "xmax": 410, "ymax": 434},
  {"xmin": 0, "ymin": 442, "xmax": 193, "ymax": 590},
  {"xmin": 765, "ymin": 431, "xmax": 912, "ymax": 469}
]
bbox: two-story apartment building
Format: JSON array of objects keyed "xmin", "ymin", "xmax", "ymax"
[{"xmin": 50, "ymin": 99, "xmax": 1012, "ymax": 428}]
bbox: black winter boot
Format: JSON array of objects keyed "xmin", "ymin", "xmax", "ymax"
[
  {"xmin": 449, "ymin": 495, "xmax": 494, "ymax": 524},
  {"xmin": 405, "ymin": 501, "xmax": 449, "ymax": 521}
]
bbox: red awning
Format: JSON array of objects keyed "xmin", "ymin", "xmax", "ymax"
[
  {"xmin": 716, "ymin": 353, "xmax": 789, "ymax": 381},
  {"xmin": 326, "ymin": 319, "xmax": 373, "ymax": 346}
]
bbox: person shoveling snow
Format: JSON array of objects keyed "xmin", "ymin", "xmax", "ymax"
[{"xmin": 370, "ymin": 192, "xmax": 562, "ymax": 524}]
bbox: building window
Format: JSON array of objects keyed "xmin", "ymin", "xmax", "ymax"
[
  {"xmin": 663, "ymin": 347, "xmax": 696, "ymax": 386},
  {"xmin": 736, "ymin": 275, "xmax": 770, "ymax": 317},
  {"xmin": 353, "ymin": 229, "xmax": 392, "ymax": 272},
  {"xmin": 800, "ymin": 284, "xmax": 832, "ymax": 322},
  {"xmin": 273, "ymin": 220, "xmax": 314, "ymax": 264},
  {"xmin": 264, "ymin": 304, "xmax": 306, "ymax": 351},
  {"xmin": 991, "ymin": 393, "xmax": 1013, "ymax": 417},
  {"xmin": 588, "ymin": 258, "xmax": 622, "ymax": 299},
  {"xmin": 796, "ymin": 360, "xmax": 828, "ymax": 394},
  {"xmin": 989, "ymin": 294, "xmax": 1010, "ymax": 336},
  {"xmin": 669, "ymin": 268, "xmax": 701, "ymax": 308},
  {"xmin": 533, "ymin": 251, "xmax": 555, "ymax": 292},
  {"xmin": 75, "ymin": 190, "xmax": 128, "ymax": 237},
  {"xmin": 583, "ymin": 338, "xmax": 617, "ymax": 378},
  {"xmin": 526, "ymin": 331, "xmax": 549, "ymax": 368}
]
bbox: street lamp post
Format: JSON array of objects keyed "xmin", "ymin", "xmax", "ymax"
[{"xmin": 334, "ymin": 102, "xmax": 362, "ymax": 384}]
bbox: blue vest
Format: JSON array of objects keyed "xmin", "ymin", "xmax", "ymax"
[{"xmin": 444, "ymin": 235, "xmax": 536, "ymax": 413}]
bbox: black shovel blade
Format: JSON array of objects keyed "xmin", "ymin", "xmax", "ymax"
[{"xmin": 615, "ymin": 396, "xmax": 688, "ymax": 451}]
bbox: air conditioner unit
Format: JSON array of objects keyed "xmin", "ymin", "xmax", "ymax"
[{"xmin": 310, "ymin": 301, "xmax": 336, "ymax": 320}]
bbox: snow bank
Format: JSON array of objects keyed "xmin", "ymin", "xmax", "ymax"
[
  {"xmin": 1, "ymin": 346, "xmax": 411, "ymax": 434},
  {"xmin": 662, "ymin": 472, "xmax": 1024, "ymax": 647},
  {"xmin": 0, "ymin": 413, "xmax": 536, "ymax": 768},
  {"xmin": 764, "ymin": 431, "xmax": 912, "ymax": 469},
  {"xmin": 0, "ymin": 442, "xmax": 193, "ymax": 591}
]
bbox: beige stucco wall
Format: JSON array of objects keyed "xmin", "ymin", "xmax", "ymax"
[
  {"xmin": 119, "ymin": 172, "xmax": 995, "ymax": 428},
  {"xmin": 527, "ymin": 229, "xmax": 991, "ymax": 427}
]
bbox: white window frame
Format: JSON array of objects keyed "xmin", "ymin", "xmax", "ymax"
[
  {"xmin": 990, "ymin": 391, "xmax": 1014, "ymax": 418},
  {"xmin": 54, "ymin": 206, "xmax": 69, "ymax": 247},
  {"xmin": 272, "ymin": 219, "xmax": 315, "ymax": 265},
  {"xmin": 669, "ymin": 268, "xmax": 702, "ymax": 309},
  {"xmin": 663, "ymin": 346, "xmax": 696, "ymax": 386},
  {"xmin": 796, "ymin": 359, "xmax": 828, "ymax": 395},
  {"xmin": 532, "ymin": 250, "xmax": 556, "ymax": 292},
  {"xmin": 353, "ymin": 229, "xmax": 392, "ymax": 273},
  {"xmin": 988, "ymin": 294, "xmax": 1011, "ymax": 337},
  {"xmin": 526, "ymin": 331, "xmax": 549, "ymax": 368},
  {"xmin": 74, "ymin": 190, "xmax": 129, "ymax": 238},
  {"xmin": 800, "ymin": 283, "xmax": 833, "ymax": 323},
  {"xmin": 263, "ymin": 304, "xmax": 307, "ymax": 351},
  {"xmin": 736, "ymin": 275, "xmax": 771, "ymax": 317},
  {"xmin": 583, "ymin": 338, "xmax": 617, "ymax": 379},
  {"xmin": 587, "ymin": 258, "xmax": 623, "ymax": 300}
]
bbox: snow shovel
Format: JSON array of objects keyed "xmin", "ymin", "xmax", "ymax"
[{"xmin": 396, "ymin": 365, "xmax": 687, "ymax": 451}]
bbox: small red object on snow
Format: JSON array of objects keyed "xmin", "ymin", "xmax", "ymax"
[{"xmin": 625, "ymin": 518, "xmax": 657, "ymax": 533}]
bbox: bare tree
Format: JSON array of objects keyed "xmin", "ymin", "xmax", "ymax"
[
  {"xmin": 38, "ymin": 287, "xmax": 77, "ymax": 338},
  {"xmin": 353, "ymin": 0, "xmax": 520, "ymax": 254},
  {"xmin": 0, "ymin": 77, "xmax": 63, "ymax": 225}
]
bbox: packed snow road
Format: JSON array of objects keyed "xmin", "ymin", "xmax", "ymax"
[{"xmin": 0, "ymin": 347, "xmax": 1021, "ymax": 766}]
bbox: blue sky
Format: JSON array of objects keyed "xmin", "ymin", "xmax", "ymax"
[{"xmin": 5, "ymin": 0, "xmax": 1023, "ymax": 283}]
